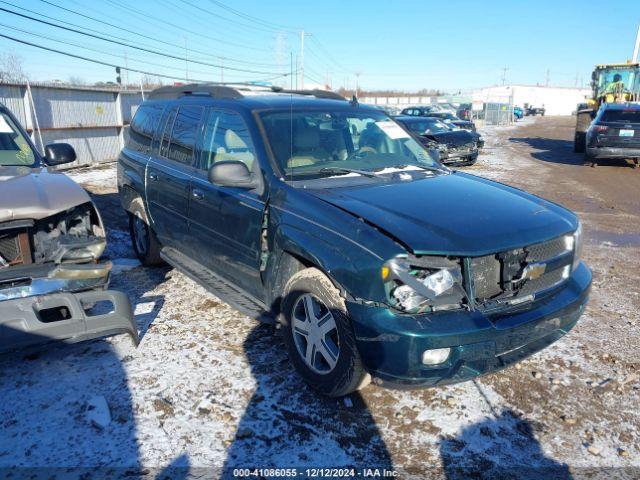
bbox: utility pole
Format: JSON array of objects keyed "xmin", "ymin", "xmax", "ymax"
[
  {"xmin": 300, "ymin": 30, "xmax": 305, "ymax": 89},
  {"xmin": 545, "ymin": 69, "xmax": 550, "ymax": 87},
  {"xmin": 633, "ymin": 21, "xmax": 640, "ymax": 63},
  {"xmin": 123, "ymin": 51, "xmax": 129, "ymax": 88},
  {"xmin": 355, "ymin": 72, "xmax": 362, "ymax": 98},
  {"xmin": 183, "ymin": 36, "xmax": 189, "ymax": 82},
  {"xmin": 501, "ymin": 67, "xmax": 508, "ymax": 86}
]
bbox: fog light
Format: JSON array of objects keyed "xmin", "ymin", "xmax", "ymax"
[{"xmin": 421, "ymin": 347, "xmax": 451, "ymax": 365}]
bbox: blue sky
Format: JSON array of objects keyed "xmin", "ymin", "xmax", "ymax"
[{"xmin": 1, "ymin": 0, "xmax": 638, "ymax": 91}]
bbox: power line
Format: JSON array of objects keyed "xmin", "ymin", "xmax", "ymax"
[
  {"xmin": 0, "ymin": 22, "xmax": 241, "ymax": 80},
  {"xmin": 0, "ymin": 6, "xmax": 286, "ymax": 75},
  {"xmin": 309, "ymin": 36, "xmax": 350, "ymax": 73},
  {"xmin": 1, "ymin": 0, "xmax": 268, "ymax": 65},
  {"xmin": 0, "ymin": 32, "xmax": 292, "ymax": 84},
  {"xmin": 175, "ymin": 0, "xmax": 295, "ymax": 35},
  {"xmin": 36, "ymin": 0, "xmax": 280, "ymax": 67},
  {"xmin": 205, "ymin": 0, "xmax": 299, "ymax": 33}
]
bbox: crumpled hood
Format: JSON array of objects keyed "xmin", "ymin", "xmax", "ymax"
[
  {"xmin": 424, "ymin": 130, "xmax": 475, "ymax": 147},
  {"xmin": 308, "ymin": 172, "xmax": 577, "ymax": 256},
  {"xmin": 0, "ymin": 166, "xmax": 90, "ymax": 222}
]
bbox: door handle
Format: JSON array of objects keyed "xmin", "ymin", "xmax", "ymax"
[
  {"xmin": 148, "ymin": 172, "xmax": 159, "ymax": 181},
  {"xmin": 192, "ymin": 189, "xmax": 204, "ymax": 200}
]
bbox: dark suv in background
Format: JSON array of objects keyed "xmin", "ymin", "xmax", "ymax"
[
  {"xmin": 585, "ymin": 103, "xmax": 640, "ymax": 167},
  {"xmin": 118, "ymin": 84, "xmax": 590, "ymax": 397}
]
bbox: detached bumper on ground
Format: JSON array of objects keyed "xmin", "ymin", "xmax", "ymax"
[
  {"xmin": 348, "ymin": 262, "xmax": 591, "ymax": 388},
  {"xmin": 0, "ymin": 261, "xmax": 138, "ymax": 353},
  {"xmin": 0, "ymin": 289, "xmax": 138, "ymax": 353}
]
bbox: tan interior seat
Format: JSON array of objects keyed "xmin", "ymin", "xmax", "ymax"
[
  {"xmin": 214, "ymin": 129, "xmax": 255, "ymax": 170},
  {"xmin": 286, "ymin": 129, "xmax": 329, "ymax": 168}
]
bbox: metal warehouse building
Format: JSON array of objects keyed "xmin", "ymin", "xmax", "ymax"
[
  {"xmin": 472, "ymin": 85, "xmax": 591, "ymax": 116},
  {"xmin": 0, "ymin": 82, "xmax": 146, "ymax": 168}
]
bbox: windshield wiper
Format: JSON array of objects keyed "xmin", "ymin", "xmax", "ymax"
[
  {"xmin": 391, "ymin": 163, "xmax": 450, "ymax": 174},
  {"xmin": 319, "ymin": 167, "xmax": 381, "ymax": 178}
]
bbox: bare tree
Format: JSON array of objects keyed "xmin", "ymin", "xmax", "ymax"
[
  {"xmin": 68, "ymin": 76, "xmax": 87, "ymax": 86},
  {"xmin": 140, "ymin": 75, "xmax": 164, "ymax": 90},
  {"xmin": 0, "ymin": 53, "xmax": 26, "ymax": 83}
]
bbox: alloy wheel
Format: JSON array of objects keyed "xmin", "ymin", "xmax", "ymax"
[
  {"xmin": 133, "ymin": 215, "xmax": 149, "ymax": 256},
  {"xmin": 291, "ymin": 294, "xmax": 340, "ymax": 374}
]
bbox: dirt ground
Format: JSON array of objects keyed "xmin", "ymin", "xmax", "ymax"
[{"xmin": 1, "ymin": 116, "xmax": 638, "ymax": 479}]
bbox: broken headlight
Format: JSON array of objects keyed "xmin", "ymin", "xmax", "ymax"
[{"xmin": 382, "ymin": 256, "xmax": 468, "ymax": 314}]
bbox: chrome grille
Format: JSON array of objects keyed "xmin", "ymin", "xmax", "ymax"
[
  {"xmin": 0, "ymin": 234, "xmax": 21, "ymax": 264},
  {"xmin": 470, "ymin": 235, "xmax": 573, "ymax": 306},
  {"xmin": 526, "ymin": 236, "xmax": 568, "ymax": 262},
  {"xmin": 518, "ymin": 267, "xmax": 567, "ymax": 296}
]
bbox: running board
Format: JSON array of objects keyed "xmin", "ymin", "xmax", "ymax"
[{"xmin": 160, "ymin": 247, "xmax": 275, "ymax": 324}]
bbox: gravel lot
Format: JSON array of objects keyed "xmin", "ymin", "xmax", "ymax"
[{"xmin": 1, "ymin": 116, "xmax": 638, "ymax": 479}]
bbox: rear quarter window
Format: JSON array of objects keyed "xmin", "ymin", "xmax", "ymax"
[
  {"xmin": 128, "ymin": 104, "xmax": 164, "ymax": 154},
  {"xmin": 164, "ymin": 106, "xmax": 204, "ymax": 165}
]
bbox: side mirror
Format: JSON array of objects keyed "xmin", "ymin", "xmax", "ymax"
[
  {"xmin": 208, "ymin": 161, "xmax": 256, "ymax": 189},
  {"xmin": 44, "ymin": 143, "xmax": 76, "ymax": 166},
  {"xmin": 589, "ymin": 110, "xmax": 596, "ymax": 119}
]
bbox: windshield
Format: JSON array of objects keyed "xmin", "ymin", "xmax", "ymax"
[
  {"xmin": 400, "ymin": 119, "xmax": 452, "ymax": 135},
  {"xmin": 260, "ymin": 109, "xmax": 440, "ymax": 179},
  {"xmin": 597, "ymin": 68, "xmax": 639, "ymax": 95},
  {"xmin": 0, "ymin": 112, "xmax": 36, "ymax": 167}
]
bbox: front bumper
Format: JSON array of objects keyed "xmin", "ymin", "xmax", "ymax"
[
  {"xmin": 347, "ymin": 262, "xmax": 591, "ymax": 388},
  {"xmin": 0, "ymin": 289, "xmax": 138, "ymax": 353},
  {"xmin": 442, "ymin": 150, "xmax": 479, "ymax": 165},
  {"xmin": 0, "ymin": 261, "xmax": 138, "ymax": 352},
  {"xmin": 586, "ymin": 145, "xmax": 640, "ymax": 159}
]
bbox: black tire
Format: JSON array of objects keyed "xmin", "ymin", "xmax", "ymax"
[
  {"xmin": 584, "ymin": 152, "xmax": 596, "ymax": 167},
  {"xmin": 129, "ymin": 211, "xmax": 163, "ymax": 266},
  {"xmin": 281, "ymin": 268, "xmax": 370, "ymax": 397}
]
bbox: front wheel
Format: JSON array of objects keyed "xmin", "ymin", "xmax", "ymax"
[
  {"xmin": 281, "ymin": 268, "xmax": 370, "ymax": 397},
  {"xmin": 129, "ymin": 212, "xmax": 163, "ymax": 266}
]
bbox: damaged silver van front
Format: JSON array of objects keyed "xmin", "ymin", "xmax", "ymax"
[{"xmin": 0, "ymin": 104, "xmax": 137, "ymax": 352}]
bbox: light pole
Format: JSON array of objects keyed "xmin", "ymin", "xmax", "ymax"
[{"xmin": 633, "ymin": 21, "xmax": 640, "ymax": 63}]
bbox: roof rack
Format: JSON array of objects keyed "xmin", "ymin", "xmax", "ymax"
[
  {"xmin": 147, "ymin": 84, "xmax": 243, "ymax": 100},
  {"xmin": 147, "ymin": 83, "xmax": 346, "ymax": 101},
  {"xmin": 272, "ymin": 88, "xmax": 346, "ymax": 101}
]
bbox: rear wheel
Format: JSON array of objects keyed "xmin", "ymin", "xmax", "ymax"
[
  {"xmin": 129, "ymin": 212, "xmax": 163, "ymax": 266},
  {"xmin": 281, "ymin": 268, "xmax": 370, "ymax": 397}
]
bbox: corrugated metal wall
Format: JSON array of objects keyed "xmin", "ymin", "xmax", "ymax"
[
  {"xmin": 120, "ymin": 92, "xmax": 143, "ymax": 124},
  {"xmin": 0, "ymin": 82, "xmax": 146, "ymax": 168},
  {"xmin": 0, "ymin": 84, "xmax": 28, "ymax": 127}
]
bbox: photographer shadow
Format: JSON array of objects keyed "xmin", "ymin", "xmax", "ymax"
[
  {"xmin": 439, "ymin": 408, "xmax": 572, "ymax": 479},
  {"xmin": 221, "ymin": 323, "xmax": 393, "ymax": 477}
]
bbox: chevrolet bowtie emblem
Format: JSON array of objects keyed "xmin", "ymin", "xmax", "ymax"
[{"xmin": 514, "ymin": 263, "xmax": 546, "ymax": 282}]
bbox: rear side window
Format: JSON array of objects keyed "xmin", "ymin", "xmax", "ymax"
[
  {"xmin": 128, "ymin": 104, "xmax": 163, "ymax": 154},
  {"xmin": 161, "ymin": 106, "xmax": 204, "ymax": 165},
  {"xmin": 600, "ymin": 109, "xmax": 640, "ymax": 123},
  {"xmin": 199, "ymin": 110, "xmax": 256, "ymax": 172}
]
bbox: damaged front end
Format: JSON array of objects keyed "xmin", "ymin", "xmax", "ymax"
[
  {"xmin": 383, "ymin": 255, "xmax": 469, "ymax": 314},
  {"xmin": 0, "ymin": 202, "xmax": 138, "ymax": 353}
]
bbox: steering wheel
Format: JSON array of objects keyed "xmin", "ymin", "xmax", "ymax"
[{"xmin": 357, "ymin": 146, "xmax": 377, "ymax": 156}]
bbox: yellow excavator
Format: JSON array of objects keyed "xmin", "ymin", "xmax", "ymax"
[{"xmin": 574, "ymin": 62, "xmax": 640, "ymax": 152}]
